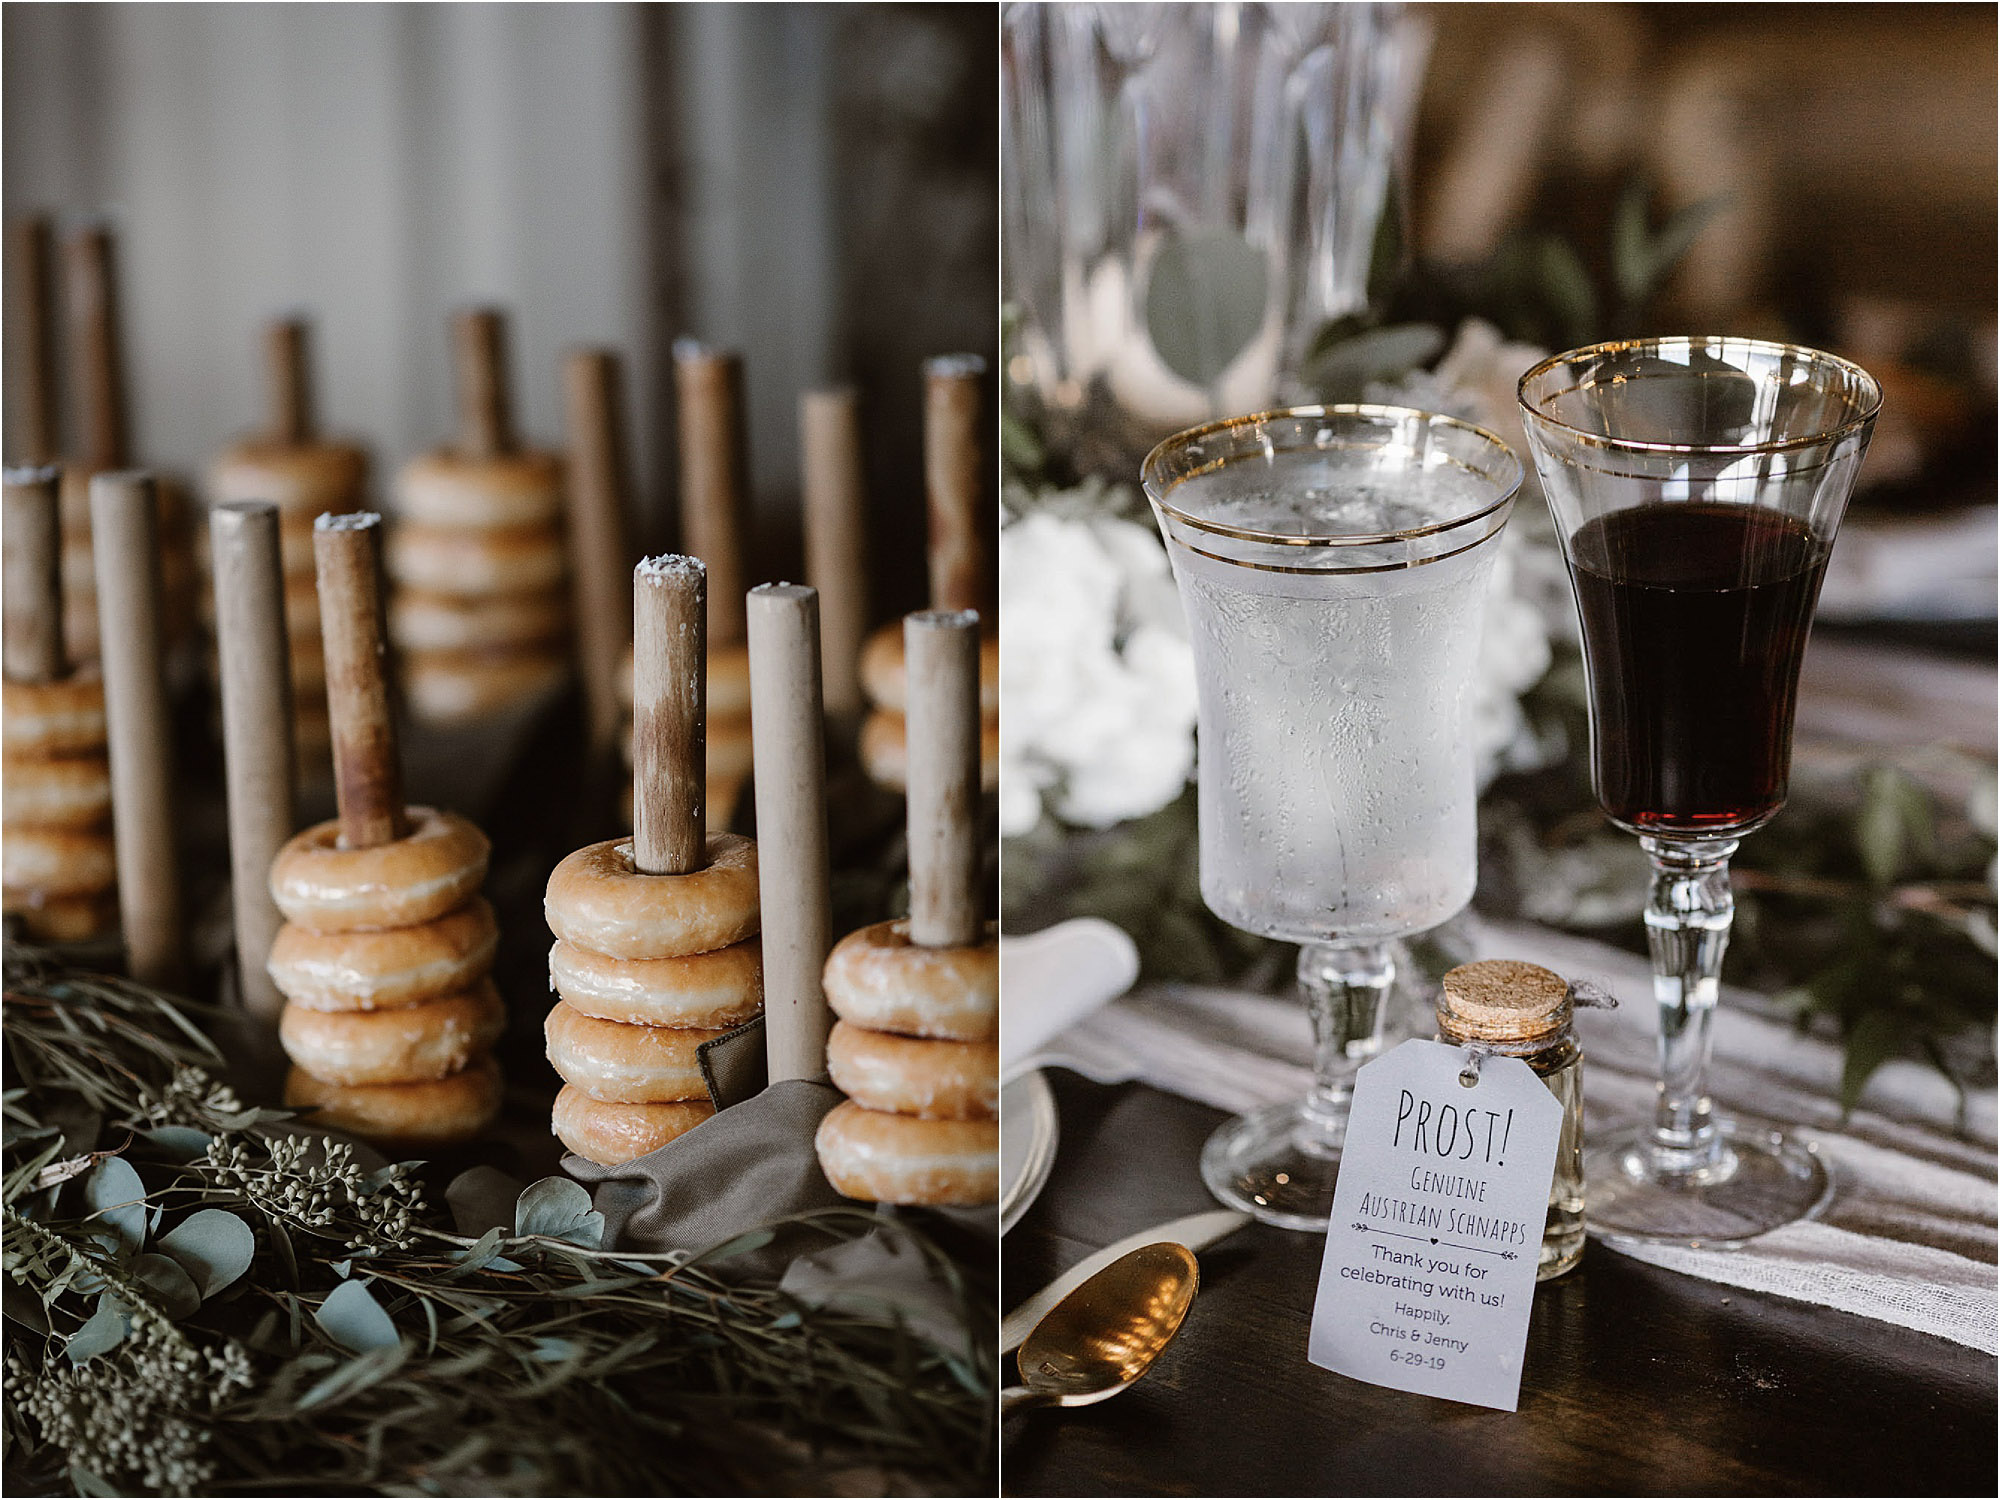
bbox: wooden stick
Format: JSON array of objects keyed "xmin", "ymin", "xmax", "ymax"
[
  {"xmin": 800, "ymin": 386, "xmax": 868, "ymax": 720},
  {"xmin": 564, "ymin": 350, "xmax": 637, "ymax": 756},
  {"xmin": 313, "ymin": 513, "xmax": 406, "ymax": 848},
  {"xmin": 211, "ymin": 502, "xmax": 297, "ymax": 1019},
  {"xmin": 903, "ymin": 609, "xmax": 983, "ymax": 948},
  {"xmin": 89, "ymin": 471, "xmax": 181, "ymax": 985},
  {"xmin": 453, "ymin": 307, "xmax": 513, "ymax": 459},
  {"xmin": 7, "ymin": 217, "xmax": 59, "ymax": 465},
  {"xmin": 3, "ymin": 465, "xmax": 65, "ymax": 682},
  {"xmin": 747, "ymin": 583, "xmax": 831, "ymax": 1084},
  {"xmin": 65, "ymin": 226, "xmax": 128, "ymax": 470},
  {"xmin": 673, "ymin": 341, "xmax": 749, "ymax": 646},
  {"xmin": 267, "ymin": 317, "xmax": 313, "ymax": 446},
  {"xmin": 923, "ymin": 354, "xmax": 986, "ymax": 614},
  {"xmin": 631, "ymin": 555, "xmax": 705, "ymax": 876}
]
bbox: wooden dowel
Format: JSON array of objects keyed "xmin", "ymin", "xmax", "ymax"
[
  {"xmin": 632, "ymin": 555, "xmax": 705, "ymax": 876},
  {"xmin": 65, "ymin": 226, "xmax": 128, "ymax": 470},
  {"xmin": 904, "ymin": 609, "xmax": 983, "ymax": 948},
  {"xmin": 800, "ymin": 386, "xmax": 868, "ymax": 720},
  {"xmin": 564, "ymin": 349, "xmax": 637, "ymax": 755},
  {"xmin": 747, "ymin": 582, "xmax": 832, "ymax": 1084},
  {"xmin": 7, "ymin": 217, "xmax": 59, "ymax": 465},
  {"xmin": 211, "ymin": 502, "xmax": 297, "ymax": 1020},
  {"xmin": 673, "ymin": 340, "xmax": 749, "ymax": 646},
  {"xmin": 3, "ymin": 465, "xmax": 65, "ymax": 682},
  {"xmin": 923, "ymin": 354, "xmax": 986, "ymax": 614},
  {"xmin": 267, "ymin": 317, "xmax": 312, "ymax": 446},
  {"xmin": 313, "ymin": 513, "xmax": 406, "ymax": 848},
  {"xmin": 453, "ymin": 307, "xmax": 513, "ymax": 459},
  {"xmin": 89, "ymin": 471, "xmax": 181, "ymax": 985}
]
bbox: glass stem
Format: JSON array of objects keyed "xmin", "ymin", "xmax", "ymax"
[
  {"xmin": 1639, "ymin": 836, "xmax": 1738, "ymax": 1174},
  {"xmin": 1297, "ymin": 940, "xmax": 1394, "ymax": 1151}
]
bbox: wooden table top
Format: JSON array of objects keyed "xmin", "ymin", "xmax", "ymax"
[{"xmin": 1002, "ymin": 1071, "xmax": 1997, "ymax": 1498}]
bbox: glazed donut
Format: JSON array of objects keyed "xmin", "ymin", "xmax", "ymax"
[
  {"xmin": 543, "ymin": 1000, "xmax": 726, "ymax": 1103},
  {"xmin": 2, "ymin": 675, "xmax": 107, "ymax": 755},
  {"xmin": 269, "ymin": 807, "xmax": 490, "ymax": 933},
  {"xmin": 549, "ymin": 936, "xmax": 761, "ymax": 1029},
  {"xmin": 617, "ymin": 640, "xmax": 753, "ymax": 720},
  {"xmin": 396, "ymin": 450, "xmax": 563, "ymax": 529},
  {"xmin": 544, "ymin": 833, "xmax": 759, "ymax": 961},
  {"xmin": 3, "ymin": 888, "xmax": 117, "ymax": 944},
  {"xmin": 2, "ymin": 826, "xmax": 116, "ymax": 898},
  {"xmin": 401, "ymin": 646, "xmax": 568, "ymax": 725},
  {"xmin": 269, "ymin": 896, "xmax": 498, "ymax": 1011},
  {"xmin": 290, "ymin": 641, "xmax": 328, "ymax": 696},
  {"xmin": 822, "ymin": 920, "xmax": 997, "ymax": 1042},
  {"xmin": 551, "ymin": 1085, "xmax": 714, "ymax": 1167},
  {"xmin": 280, "ymin": 980, "xmax": 506, "ymax": 1085},
  {"xmin": 2, "ymin": 753, "xmax": 111, "ymax": 829},
  {"xmin": 385, "ymin": 521, "xmax": 567, "ymax": 596},
  {"xmin": 826, "ymin": 1020, "xmax": 997, "ymax": 1121},
  {"xmin": 284, "ymin": 1053, "xmax": 501, "ymax": 1146},
  {"xmin": 859, "ymin": 710, "xmax": 1000, "ymax": 793},
  {"xmin": 814, "ymin": 1100, "xmax": 998, "ymax": 1206},
  {"xmin": 621, "ymin": 711, "xmax": 752, "ymax": 781},
  {"xmin": 859, "ymin": 625, "xmax": 999, "ymax": 715},
  {"xmin": 390, "ymin": 588, "xmax": 568, "ymax": 651},
  {"xmin": 208, "ymin": 440, "xmax": 368, "ymax": 517}
]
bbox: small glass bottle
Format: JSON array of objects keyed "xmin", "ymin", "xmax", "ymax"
[{"xmin": 1436, "ymin": 959, "xmax": 1585, "ymax": 1280}]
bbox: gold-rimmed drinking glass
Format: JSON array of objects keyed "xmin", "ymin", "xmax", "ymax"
[
  {"xmin": 1518, "ymin": 336, "xmax": 1881, "ymax": 1245},
  {"xmin": 1142, "ymin": 405, "xmax": 1521, "ymax": 1230}
]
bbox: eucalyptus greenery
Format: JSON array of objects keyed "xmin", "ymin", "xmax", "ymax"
[{"xmin": 3, "ymin": 947, "xmax": 993, "ymax": 1497}]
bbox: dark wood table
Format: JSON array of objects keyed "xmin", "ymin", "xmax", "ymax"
[{"xmin": 1002, "ymin": 1071, "xmax": 1997, "ymax": 1497}]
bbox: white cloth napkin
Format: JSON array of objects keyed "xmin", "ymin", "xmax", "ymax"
[{"xmin": 1020, "ymin": 916, "xmax": 1999, "ymax": 1353}]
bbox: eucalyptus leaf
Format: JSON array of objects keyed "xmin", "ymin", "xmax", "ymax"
[
  {"xmin": 132, "ymin": 1251, "xmax": 202, "ymax": 1320},
  {"xmin": 685, "ymin": 1226, "xmax": 777, "ymax": 1267},
  {"xmin": 1143, "ymin": 228, "xmax": 1269, "ymax": 388},
  {"xmin": 141, "ymin": 1125, "xmax": 215, "ymax": 1162},
  {"xmin": 65, "ymin": 1296, "xmax": 130, "ymax": 1363},
  {"xmin": 314, "ymin": 1277, "xmax": 400, "ymax": 1353},
  {"xmin": 1839, "ymin": 1009, "xmax": 1905, "ymax": 1115},
  {"xmin": 515, "ymin": 1176, "xmax": 605, "ymax": 1249},
  {"xmin": 82, "ymin": 1156, "xmax": 147, "ymax": 1254},
  {"xmin": 158, "ymin": 1208, "xmax": 256, "ymax": 1300}
]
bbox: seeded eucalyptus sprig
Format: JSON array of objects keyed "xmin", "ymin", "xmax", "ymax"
[{"xmin": 4, "ymin": 945, "xmax": 994, "ymax": 1497}]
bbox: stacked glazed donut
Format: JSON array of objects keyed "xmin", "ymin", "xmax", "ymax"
[
  {"xmin": 2, "ymin": 470, "xmax": 115, "ymax": 942},
  {"xmin": 543, "ymin": 831, "xmax": 762, "ymax": 1164},
  {"xmin": 270, "ymin": 807, "xmax": 505, "ymax": 1147},
  {"xmin": 387, "ymin": 309, "xmax": 568, "ymax": 725},
  {"xmin": 818, "ymin": 610, "xmax": 998, "ymax": 1207},
  {"xmin": 206, "ymin": 321, "xmax": 365, "ymax": 771},
  {"xmin": 547, "ymin": 555, "xmax": 761, "ymax": 1166},
  {"xmin": 817, "ymin": 919, "xmax": 999, "ymax": 1205}
]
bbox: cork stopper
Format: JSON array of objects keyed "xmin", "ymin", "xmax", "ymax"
[{"xmin": 1437, "ymin": 959, "xmax": 1571, "ymax": 1047}]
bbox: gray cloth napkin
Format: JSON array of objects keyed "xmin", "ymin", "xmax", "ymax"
[{"xmin": 561, "ymin": 1078, "xmax": 852, "ymax": 1277}]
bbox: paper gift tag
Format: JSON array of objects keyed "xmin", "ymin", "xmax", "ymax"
[{"xmin": 1307, "ymin": 1039, "xmax": 1562, "ymax": 1412}]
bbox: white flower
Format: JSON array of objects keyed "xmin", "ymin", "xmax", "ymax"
[{"xmin": 999, "ymin": 504, "xmax": 1198, "ymax": 833}]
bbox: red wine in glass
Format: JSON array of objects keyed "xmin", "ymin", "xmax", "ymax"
[{"xmin": 1567, "ymin": 502, "xmax": 1830, "ymax": 834}]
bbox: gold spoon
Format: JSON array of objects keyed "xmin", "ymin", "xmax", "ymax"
[{"xmin": 1001, "ymin": 1241, "xmax": 1200, "ymax": 1416}]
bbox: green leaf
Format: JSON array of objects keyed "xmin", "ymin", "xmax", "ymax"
[
  {"xmin": 1301, "ymin": 323, "xmax": 1446, "ymax": 402},
  {"xmin": 296, "ymin": 1341, "xmax": 409, "ymax": 1411},
  {"xmin": 685, "ymin": 1226, "xmax": 777, "ymax": 1268},
  {"xmin": 140, "ymin": 1125, "xmax": 214, "ymax": 1162},
  {"xmin": 82, "ymin": 1156, "xmax": 147, "ymax": 1254},
  {"xmin": 1839, "ymin": 1009, "xmax": 1905, "ymax": 1116},
  {"xmin": 514, "ymin": 1177, "xmax": 604, "ymax": 1249},
  {"xmin": 158, "ymin": 1208, "xmax": 256, "ymax": 1299},
  {"xmin": 1144, "ymin": 228, "xmax": 1269, "ymax": 388},
  {"xmin": 65, "ymin": 1296, "xmax": 130, "ymax": 1363},
  {"xmin": 314, "ymin": 1277, "xmax": 400, "ymax": 1353},
  {"xmin": 132, "ymin": 1251, "xmax": 201, "ymax": 1320}
]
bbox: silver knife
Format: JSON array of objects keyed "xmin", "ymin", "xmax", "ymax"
[{"xmin": 1001, "ymin": 1208, "xmax": 1250, "ymax": 1353}]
